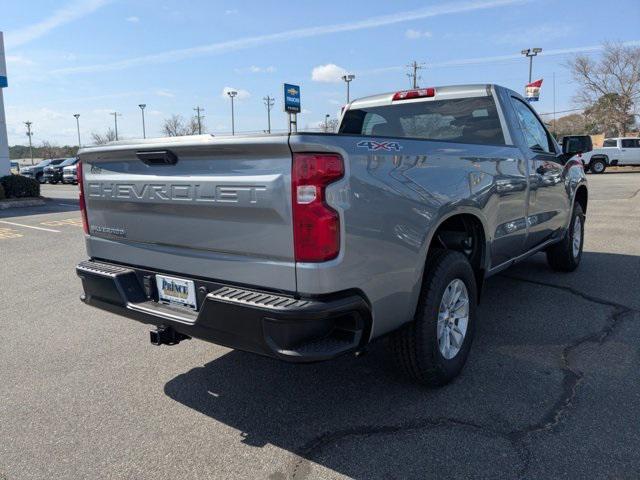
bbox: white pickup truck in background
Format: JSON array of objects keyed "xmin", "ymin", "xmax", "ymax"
[{"xmin": 582, "ymin": 137, "xmax": 640, "ymax": 173}]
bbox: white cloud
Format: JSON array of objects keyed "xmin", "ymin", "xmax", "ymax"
[
  {"xmin": 328, "ymin": 99, "xmax": 343, "ymax": 106},
  {"xmin": 125, "ymin": 16, "xmax": 140, "ymax": 23},
  {"xmin": 357, "ymin": 39, "xmax": 640, "ymax": 76},
  {"xmin": 250, "ymin": 65, "xmax": 276, "ymax": 73},
  {"xmin": 225, "ymin": 9, "xmax": 239, "ymax": 15},
  {"xmin": 155, "ymin": 89, "xmax": 174, "ymax": 97},
  {"xmin": 492, "ymin": 24, "xmax": 572, "ymax": 45},
  {"xmin": 5, "ymin": 0, "xmax": 112, "ymax": 49},
  {"xmin": 221, "ymin": 87, "xmax": 250, "ymax": 100},
  {"xmin": 51, "ymin": 0, "xmax": 529, "ymax": 75},
  {"xmin": 312, "ymin": 64, "xmax": 348, "ymax": 83},
  {"xmin": 405, "ymin": 29, "xmax": 432, "ymax": 39}
]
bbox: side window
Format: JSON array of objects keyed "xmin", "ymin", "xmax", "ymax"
[
  {"xmin": 602, "ymin": 139, "xmax": 617, "ymax": 147},
  {"xmin": 621, "ymin": 139, "xmax": 638, "ymax": 148},
  {"xmin": 511, "ymin": 98, "xmax": 553, "ymax": 154}
]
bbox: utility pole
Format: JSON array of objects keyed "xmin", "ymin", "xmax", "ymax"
[
  {"xmin": 24, "ymin": 121, "xmax": 34, "ymax": 164},
  {"xmin": 263, "ymin": 96, "xmax": 274, "ymax": 134},
  {"xmin": 138, "ymin": 104, "xmax": 147, "ymax": 138},
  {"xmin": 521, "ymin": 48, "xmax": 542, "ymax": 83},
  {"xmin": 324, "ymin": 114, "xmax": 330, "ymax": 132},
  {"xmin": 73, "ymin": 114, "xmax": 81, "ymax": 147},
  {"xmin": 406, "ymin": 61, "xmax": 426, "ymax": 89},
  {"xmin": 227, "ymin": 90, "xmax": 238, "ymax": 135},
  {"xmin": 341, "ymin": 74, "xmax": 355, "ymax": 103},
  {"xmin": 193, "ymin": 106, "xmax": 204, "ymax": 135},
  {"xmin": 110, "ymin": 112, "xmax": 121, "ymax": 140}
]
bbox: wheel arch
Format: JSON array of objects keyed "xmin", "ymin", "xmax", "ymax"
[{"xmin": 420, "ymin": 209, "xmax": 489, "ymax": 301}]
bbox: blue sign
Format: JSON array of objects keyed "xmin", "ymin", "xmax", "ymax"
[
  {"xmin": 0, "ymin": 76, "xmax": 6, "ymax": 88},
  {"xmin": 284, "ymin": 83, "xmax": 301, "ymax": 113}
]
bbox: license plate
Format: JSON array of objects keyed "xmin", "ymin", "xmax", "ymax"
[{"xmin": 155, "ymin": 274, "xmax": 197, "ymax": 310}]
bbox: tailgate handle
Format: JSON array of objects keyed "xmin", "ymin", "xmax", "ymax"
[{"xmin": 136, "ymin": 150, "xmax": 178, "ymax": 166}]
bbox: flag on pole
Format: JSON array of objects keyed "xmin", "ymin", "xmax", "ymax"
[{"xmin": 525, "ymin": 79, "xmax": 543, "ymax": 102}]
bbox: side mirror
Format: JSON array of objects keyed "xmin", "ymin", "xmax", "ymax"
[{"xmin": 562, "ymin": 135, "xmax": 593, "ymax": 155}]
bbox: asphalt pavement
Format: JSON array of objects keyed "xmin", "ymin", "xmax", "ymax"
[{"xmin": 0, "ymin": 175, "xmax": 639, "ymax": 479}]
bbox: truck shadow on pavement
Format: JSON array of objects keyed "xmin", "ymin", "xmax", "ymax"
[{"xmin": 164, "ymin": 252, "xmax": 639, "ymax": 479}]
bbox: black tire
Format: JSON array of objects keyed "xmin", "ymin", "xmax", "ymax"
[
  {"xmin": 589, "ymin": 158, "xmax": 606, "ymax": 174},
  {"xmin": 50, "ymin": 180, "xmax": 58, "ymax": 185},
  {"xmin": 546, "ymin": 203, "xmax": 584, "ymax": 272},
  {"xmin": 389, "ymin": 250, "xmax": 477, "ymax": 386},
  {"xmin": 36, "ymin": 173, "xmax": 44, "ymax": 184}
]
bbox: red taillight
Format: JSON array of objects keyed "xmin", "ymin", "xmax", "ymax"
[
  {"xmin": 392, "ymin": 88, "xmax": 436, "ymax": 101},
  {"xmin": 77, "ymin": 161, "xmax": 89, "ymax": 234},
  {"xmin": 292, "ymin": 153, "xmax": 344, "ymax": 262}
]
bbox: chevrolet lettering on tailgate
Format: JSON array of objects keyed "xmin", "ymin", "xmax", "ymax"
[{"xmin": 87, "ymin": 182, "xmax": 268, "ymax": 204}]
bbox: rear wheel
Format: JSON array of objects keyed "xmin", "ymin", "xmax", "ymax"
[
  {"xmin": 589, "ymin": 158, "xmax": 606, "ymax": 174},
  {"xmin": 389, "ymin": 250, "xmax": 477, "ymax": 386},
  {"xmin": 36, "ymin": 173, "xmax": 44, "ymax": 184},
  {"xmin": 546, "ymin": 203, "xmax": 584, "ymax": 272}
]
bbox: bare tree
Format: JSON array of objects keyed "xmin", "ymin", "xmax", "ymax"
[
  {"xmin": 567, "ymin": 42, "xmax": 640, "ymax": 136},
  {"xmin": 91, "ymin": 128, "xmax": 117, "ymax": 145},
  {"xmin": 40, "ymin": 141, "xmax": 60, "ymax": 159},
  {"xmin": 549, "ymin": 113, "xmax": 589, "ymax": 138},
  {"xmin": 161, "ymin": 114, "xmax": 201, "ymax": 136},
  {"xmin": 320, "ymin": 118, "xmax": 340, "ymax": 133}
]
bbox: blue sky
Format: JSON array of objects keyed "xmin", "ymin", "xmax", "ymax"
[{"xmin": 2, "ymin": 0, "xmax": 639, "ymax": 145}]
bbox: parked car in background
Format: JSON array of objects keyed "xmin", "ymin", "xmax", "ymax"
[
  {"xmin": 10, "ymin": 161, "xmax": 20, "ymax": 174},
  {"xmin": 44, "ymin": 157, "xmax": 78, "ymax": 184},
  {"xmin": 21, "ymin": 158, "xmax": 66, "ymax": 183},
  {"xmin": 581, "ymin": 137, "xmax": 640, "ymax": 173},
  {"xmin": 63, "ymin": 162, "xmax": 79, "ymax": 184},
  {"xmin": 76, "ymin": 84, "xmax": 590, "ymax": 386}
]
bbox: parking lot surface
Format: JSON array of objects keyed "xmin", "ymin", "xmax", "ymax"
[{"xmin": 1, "ymin": 175, "xmax": 639, "ymax": 479}]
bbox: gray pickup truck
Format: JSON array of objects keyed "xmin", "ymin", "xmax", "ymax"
[{"xmin": 76, "ymin": 84, "xmax": 591, "ymax": 385}]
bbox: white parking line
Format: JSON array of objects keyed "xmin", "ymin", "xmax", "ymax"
[{"xmin": 0, "ymin": 220, "xmax": 60, "ymax": 233}]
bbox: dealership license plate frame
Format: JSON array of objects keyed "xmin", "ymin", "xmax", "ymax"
[{"xmin": 155, "ymin": 274, "xmax": 198, "ymax": 311}]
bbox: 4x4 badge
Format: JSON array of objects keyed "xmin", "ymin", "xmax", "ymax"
[{"xmin": 357, "ymin": 140, "xmax": 402, "ymax": 152}]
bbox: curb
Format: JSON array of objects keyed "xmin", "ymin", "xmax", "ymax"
[{"xmin": 0, "ymin": 197, "xmax": 46, "ymax": 210}]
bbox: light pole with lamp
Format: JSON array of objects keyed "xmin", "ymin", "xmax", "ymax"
[
  {"xmin": 227, "ymin": 90, "xmax": 238, "ymax": 135},
  {"xmin": 521, "ymin": 48, "xmax": 543, "ymax": 83},
  {"xmin": 341, "ymin": 74, "xmax": 355, "ymax": 103},
  {"xmin": 138, "ymin": 104, "xmax": 146, "ymax": 138}
]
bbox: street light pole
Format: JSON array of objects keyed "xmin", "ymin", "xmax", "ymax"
[
  {"xmin": 227, "ymin": 90, "xmax": 238, "ymax": 135},
  {"xmin": 521, "ymin": 48, "xmax": 542, "ymax": 83},
  {"xmin": 138, "ymin": 104, "xmax": 146, "ymax": 138},
  {"xmin": 263, "ymin": 95, "xmax": 274, "ymax": 134},
  {"xmin": 110, "ymin": 112, "xmax": 122, "ymax": 140},
  {"xmin": 73, "ymin": 114, "xmax": 81, "ymax": 147},
  {"xmin": 341, "ymin": 74, "xmax": 355, "ymax": 103},
  {"xmin": 324, "ymin": 114, "xmax": 330, "ymax": 132},
  {"xmin": 24, "ymin": 121, "xmax": 34, "ymax": 164}
]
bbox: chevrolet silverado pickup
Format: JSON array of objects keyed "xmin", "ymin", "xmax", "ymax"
[
  {"xmin": 76, "ymin": 84, "xmax": 590, "ymax": 386},
  {"xmin": 581, "ymin": 137, "xmax": 640, "ymax": 173}
]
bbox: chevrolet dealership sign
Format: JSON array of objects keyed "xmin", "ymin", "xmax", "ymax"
[{"xmin": 0, "ymin": 31, "xmax": 9, "ymax": 176}]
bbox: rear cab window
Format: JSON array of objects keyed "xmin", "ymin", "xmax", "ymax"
[{"xmin": 339, "ymin": 96, "xmax": 506, "ymax": 146}]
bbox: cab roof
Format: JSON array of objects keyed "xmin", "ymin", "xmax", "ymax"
[{"xmin": 347, "ymin": 84, "xmax": 497, "ymax": 110}]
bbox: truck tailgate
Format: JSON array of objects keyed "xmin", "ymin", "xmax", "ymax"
[{"xmin": 80, "ymin": 135, "xmax": 296, "ymax": 291}]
